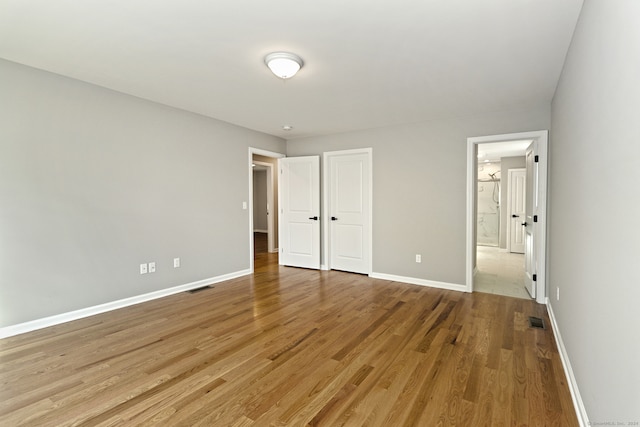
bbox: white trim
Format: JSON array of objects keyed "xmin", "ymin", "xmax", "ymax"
[
  {"xmin": 370, "ymin": 272, "xmax": 467, "ymax": 293},
  {"xmin": 466, "ymin": 140, "xmax": 478, "ymax": 293},
  {"xmin": 322, "ymin": 148, "xmax": 373, "ymax": 274},
  {"xmin": 0, "ymin": 269, "xmax": 251, "ymax": 339},
  {"xmin": 546, "ymin": 300, "xmax": 589, "ymax": 427},
  {"xmin": 466, "ymin": 130, "xmax": 548, "ymax": 303},
  {"xmin": 248, "ymin": 148, "xmax": 285, "ymax": 273},
  {"xmin": 253, "ymin": 229, "xmax": 268, "ymax": 233}
]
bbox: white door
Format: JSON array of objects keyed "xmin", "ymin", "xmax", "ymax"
[
  {"xmin": 278, "ymin": 156, "xmax": 320, "ymax": 269},
  {"xmin": 327, "ymin": 151, "xmax": 371, "ymax": 274},
  {"xmin": 508, "ymin": 168, "xmax": 526, "ymax": 254},
  {"xmin": 524, "ymin": 143, "xmax": 536, "ymax": 297}
]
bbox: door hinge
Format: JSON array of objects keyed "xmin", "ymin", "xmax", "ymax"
[
  {"xmin": 532, "ymin": 274, "xmax": 537, "ymax": 282},
  {"xmin": 533, "ymin": 215, "xmax": 538, "ymax": 222},
  {"xmin": 534, "ymin": 155, "xmax": 539, "ymax": 163}
]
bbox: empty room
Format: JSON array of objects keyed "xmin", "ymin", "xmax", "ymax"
[{"xmin": 1, "ymin": 1, "xmax": 638, "ymax": 425}]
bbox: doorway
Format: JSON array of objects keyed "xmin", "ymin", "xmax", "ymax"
[
  {"xmin": 248, "ymin": 148, "xmax": 285, "ymax": 273},
  {"xmin": 252, "ymin": 161, "xmax": 273, "ymax": 250},
  {"xmin": 466, "ymin": 131, "xmax": 549, "ymax": 304}
]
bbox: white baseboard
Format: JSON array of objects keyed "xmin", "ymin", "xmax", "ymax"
[
  {"xmin": 0, "ymin": 269, "xmax": 251, "ymax": 339},
  {"xmin": 253, "ymin": 229, "xmax": 268, "ymax": 233},
  {"xmin": 370, "ymin": 272, "xmax": 466, "ymax": 293},
  {"xmin": 546, "ymin": 299, "xmax": 589, "ymax": 426}
]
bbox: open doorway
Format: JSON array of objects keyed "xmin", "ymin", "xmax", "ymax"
[
  {"xmin": 252, "ymin": 163, "xmax": 270, "ymax": 256},
  {"xmin": 466, "ymin": 131, "xmax": 549, "ymax": 304},
  {"xmin": 475, "ymin": 141, "xmax": 529, "ymax": 299},
  {"xmin": 248, "ymin": 148, "xmax": 285, "ymax": 272}
]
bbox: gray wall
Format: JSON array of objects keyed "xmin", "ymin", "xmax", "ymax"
[
  {"xmin": 252, "ymin": 170, "xmax": 268, "ymax": 231},
  {"xmin": 549, "ymin": 0, "xmax": 640, "ymax": 422},
  {"xmin": 0, "ymin": 59, "xmax": 285, "ymax": 327},
  {"xmin": 499, "ymin": 156, "xmax": 526, "ymax": 249},
  {"xmin": 287, "ymin": 106, "xmax": 550, "ymax": 284}
]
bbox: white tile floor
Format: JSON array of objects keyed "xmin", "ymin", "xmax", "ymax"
[{"xmin": 474, "ymin": 245, "xmax": 532, "ymax": 299}]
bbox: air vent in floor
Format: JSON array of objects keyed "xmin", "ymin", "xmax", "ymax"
[{"xmin": 528, "ymin": 316, "xmax": 545, "ymax": 329}]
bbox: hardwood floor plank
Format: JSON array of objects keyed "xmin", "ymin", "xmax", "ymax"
[{"xmin": 0, "ymin": 248, "xmax": 579, "ymax": 426}]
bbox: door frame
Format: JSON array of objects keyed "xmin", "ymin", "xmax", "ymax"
[
  {"xmin": 248, "ymin": 148, "xmax": 285, "ymax": 273},
  {"xmin": 506, "ymin": 167, "xmax": 526, "ymax": 253},
  {"xmin": 322, "ymin": 148, "xmax": 373, "ymax": 273},
  {"xmin": 466, "ymin": 131, "xmax": 548, "ymax": 303}
]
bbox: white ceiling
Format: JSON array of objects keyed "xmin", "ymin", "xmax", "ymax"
[{"xmin": 0, "ymin": 0, "xmax": 583, "ymax": 139}]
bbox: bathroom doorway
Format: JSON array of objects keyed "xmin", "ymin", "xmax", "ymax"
[{"xmin": 473, "ymin": 139, "xmax": 532, "ymax": 299}]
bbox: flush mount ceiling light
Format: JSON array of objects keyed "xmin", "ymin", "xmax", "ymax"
[{"xmin": 264, "ymin": 52, "xmax": 303, "ymax": 79}]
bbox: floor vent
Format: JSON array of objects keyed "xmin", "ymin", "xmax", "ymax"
[
  {"xmin": 528, "ymin": 316, "xmax": 545, "ymax": 329},
  {"xmin": 187, "ymin": 286, "xmax": 212, "ymax": 294}
]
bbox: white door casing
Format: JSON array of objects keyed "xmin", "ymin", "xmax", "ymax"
[
  {"xmin": 278, "ymin": 156, "xmax": 321, "ymax": 269},
  {"xmin": 324, "ymin": 150, "xmax": 371, "ymax": 274},
  {"xmin": 466, "ymin": 131, "xmax": 548, "ymax": 304},
  {"xmin": 508, "ymin": 168, "xmax": 526, "ymax": 254},
  {"xmin": 248, "ymin": 148, "xmax": 285, "ymax": 273}
]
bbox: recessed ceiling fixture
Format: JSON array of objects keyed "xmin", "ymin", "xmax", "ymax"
[
  {"xmin": 282, "ymin": 125, "xmax": 293, "ymax": 131},
  {"xmin": 264, "ymin": 52, "xmax": 303, "ymax": 79}
]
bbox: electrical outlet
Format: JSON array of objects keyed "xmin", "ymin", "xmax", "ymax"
[
  {"xmin": 556, "ymin": 287, "xmax": 560, "ymax": 301},
  {"xmin": 140, "ymin": 263, "xmax": 148, "ymax": 274},
  {"xmin": 415, "ymin": 254, "xmax": 422, "ymax": 263},
  {"xmin": 148, "ymin": 262, "xmax": 156, "ymax": 273},
  {"xmin": 173, "ymin": 258, "xmax": 180, "ymax": 268}
]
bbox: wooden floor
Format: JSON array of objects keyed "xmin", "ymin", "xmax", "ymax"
[{"xmin": 0, "ymin": 235, "xmax": 578, "ymax": 426}]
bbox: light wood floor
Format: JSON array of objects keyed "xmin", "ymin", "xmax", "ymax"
[{"xmin": 0, "ymin": 235, "xmax": 578, "ymax": 426}]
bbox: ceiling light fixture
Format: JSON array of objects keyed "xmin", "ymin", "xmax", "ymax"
[
  {"xmin": 264, "ymin": 52, "xmax": 303, "ymax": 79},
  {"xmin": 282, "ymin": 125, "xmax": 293, "ymax": 131}
]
